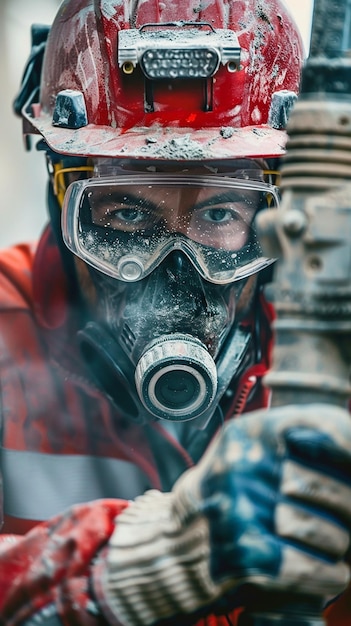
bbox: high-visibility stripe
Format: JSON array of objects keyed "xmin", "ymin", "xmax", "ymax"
[
  {"xmin": 18, "ymin": 604, "xmax": 63, "ymax": 626},
  {"xmin": 1, "ymin": 448, "xmax": 151, "ymax": 521}
]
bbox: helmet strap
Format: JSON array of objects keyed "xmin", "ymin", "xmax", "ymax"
[{"xmin": 47, "ymin": 180, "xmax": 82, "ymax": 307}]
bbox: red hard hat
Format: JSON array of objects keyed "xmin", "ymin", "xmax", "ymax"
[{"xmin": 23, "ymin": 0, "xmax": 304, "ymax": 161}]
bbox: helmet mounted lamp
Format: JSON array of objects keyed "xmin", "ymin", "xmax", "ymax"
[{"xmin": 118, "ymin": 21, "xmax": 241, "ymax": 113}]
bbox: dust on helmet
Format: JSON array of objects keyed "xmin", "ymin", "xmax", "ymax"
[{"xmin": 19, "ymin": 0, "xmax": 303, "ymax": 162}]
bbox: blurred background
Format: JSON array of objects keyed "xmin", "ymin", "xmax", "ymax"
[
  {"xmin": 0, "ymin": 0, "xmax": 60, "ymax": 247},
  {"xmin": 0, "ymin": 0, "xmax": 314, "ymax": 248}
]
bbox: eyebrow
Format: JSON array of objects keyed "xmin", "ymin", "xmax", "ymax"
[
  {"xmin": 91, "ymin": 191, "xmax": 159, "ymax": 214},
  {"xmin": 192, "ymin": 191, "xmax": 258, "ymax": 212}
]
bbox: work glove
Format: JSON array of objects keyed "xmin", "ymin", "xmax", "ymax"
[
  {"xmin": 0, "ymin": 499, "xmax": 128, "ymax": 626},
  {"xmin": 93, "ymin": 404, "xmax": 351, "ymax": 626}
]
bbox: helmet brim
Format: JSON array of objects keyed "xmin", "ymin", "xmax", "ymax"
[{"xmin": 25, "ymin": 110, "xmax": 287, "ymax": 161}]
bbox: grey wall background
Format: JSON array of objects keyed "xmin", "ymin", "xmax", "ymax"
[
  {"xmin": 0, "ymin": 0, "xmax": 61, "ymax": 247},
  {"xmin": 0, "ymin": 0, "xmax": 313, "ymax": 248}
]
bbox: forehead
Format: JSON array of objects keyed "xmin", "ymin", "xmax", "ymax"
[
  {"xmin": 92, "ymin": 157, "xmax": 267, "ymax": 179},
  {"xmin": 89, "ymin": 178, "xmax": 263, "ymax": 214},
  {"xmin": 103, "ymin": 183, "xmax": 261, "ymax": 206}
]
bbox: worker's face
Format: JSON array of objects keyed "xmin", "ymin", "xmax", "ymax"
[
  {"xmin": 63, "ymin": 159, "xmax": 276, "ymax": 425},
  {"xmin": 73, "ymin": 176, "xmax": 261, "ymax": 359},
  {"xmin": 71, "ymin": 166, "xmax": 271, "ymax": 322},
  {"xmin": 67, "ymin": 160, "xmax": 276, "ymax": 334}
]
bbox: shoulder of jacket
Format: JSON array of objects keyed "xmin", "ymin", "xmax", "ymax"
[{"xmin": 0, "ymin": 243, "xmax": 36, "ymax": 311}]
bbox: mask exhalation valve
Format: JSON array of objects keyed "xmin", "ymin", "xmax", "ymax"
[{"xmin": 135, "ymin": 333, "xmax": 218, "ymax": 421}]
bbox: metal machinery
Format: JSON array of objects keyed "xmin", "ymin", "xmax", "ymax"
[{"xmin": 239, "ymin": 0, "xmax": 351, "ymax": 623}]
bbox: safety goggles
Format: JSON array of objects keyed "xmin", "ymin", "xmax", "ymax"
[{"xmin": 62, "ymin": 173, "xmax": 279, "ymax": 284}]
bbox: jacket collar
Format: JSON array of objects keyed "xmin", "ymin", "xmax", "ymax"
[{"xmin": 33, "ymin": 224, "xmax": 78, "ymax": 331}]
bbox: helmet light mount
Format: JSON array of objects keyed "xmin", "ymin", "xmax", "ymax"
[
  {"xmin": 118, "ymin": 21, "xmax": 241, "ymax": 78},
  {"xmin": 118, "ymin": 22, "xmax": 241, "ymax": 113}
]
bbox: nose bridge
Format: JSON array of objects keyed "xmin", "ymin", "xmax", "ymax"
[
  {"xmin": 164, "ymin": 186, "xmax": 200, "ymax": 233},
  {"xmin": 166, "ymin": 248, "xmax": 196, "ymax": 277},
  {"xmin": 150, "ymin": 236, "xmax": 212, "ymax": 285}
]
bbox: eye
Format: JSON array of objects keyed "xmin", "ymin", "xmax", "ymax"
[
  {"xmin": 91, "ymin": 196, "xmax": 156, "ymax": 230},
  {"xmin": 112, "ymin": 207, "xmax": 146, "ymax": 224},
  {"xmin": 197, "ymin": 206, "xmax": 245, "ymax": 226},
  {"xmin": 201, "ymin": 207, "xmax": 240, "ymax": 224}
]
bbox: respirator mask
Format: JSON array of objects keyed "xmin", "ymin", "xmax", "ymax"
[{"xmin": 62, "ymin": 161, "xmax": 278, "ymax": 428}]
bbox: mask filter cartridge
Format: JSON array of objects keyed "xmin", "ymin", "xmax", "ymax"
[{"xmin": 135, "ymin": 333, "xmax": 217, "ymax": 421}]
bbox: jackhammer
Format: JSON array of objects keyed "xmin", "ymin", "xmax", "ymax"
[{"xmin": 238, "ymin": 0, "xmax": 351, "ymax": 623}]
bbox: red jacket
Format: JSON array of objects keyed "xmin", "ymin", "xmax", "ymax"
[{"xmin": 0, "ymin": 227, "xmax": 348, "ymax": 625}]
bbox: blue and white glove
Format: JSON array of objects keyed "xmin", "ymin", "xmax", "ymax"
[{"xmin": 92, "ymin": 404, "xmax": 351, "ymax": 626}]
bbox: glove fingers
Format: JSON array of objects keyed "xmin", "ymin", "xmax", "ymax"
[
  {"xmin": 227, "ymin": 546, "xmax": 350, "ymax": 598},
  {"xmin": 282, "ymin": 459, "xmax": 351, "ymax": 522},
  {"xmin": 276, "ymin": 501, "xmax": 350, "ymax": 557},
  {"xmin": 210, "ymin": 517, "xmax": 350, "ymax": 598},
  {"xmin": 275, "ymin": 545, "xmax": 350, "ymax": 596},
  {"xmin": 285, "ymin": 426, "xmax": 351, "ymax": 473}
]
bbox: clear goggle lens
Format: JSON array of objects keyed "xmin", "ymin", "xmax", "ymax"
[{"xmin": 62, "ymin": 174, "xmax": 279, "ymax": 284}]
